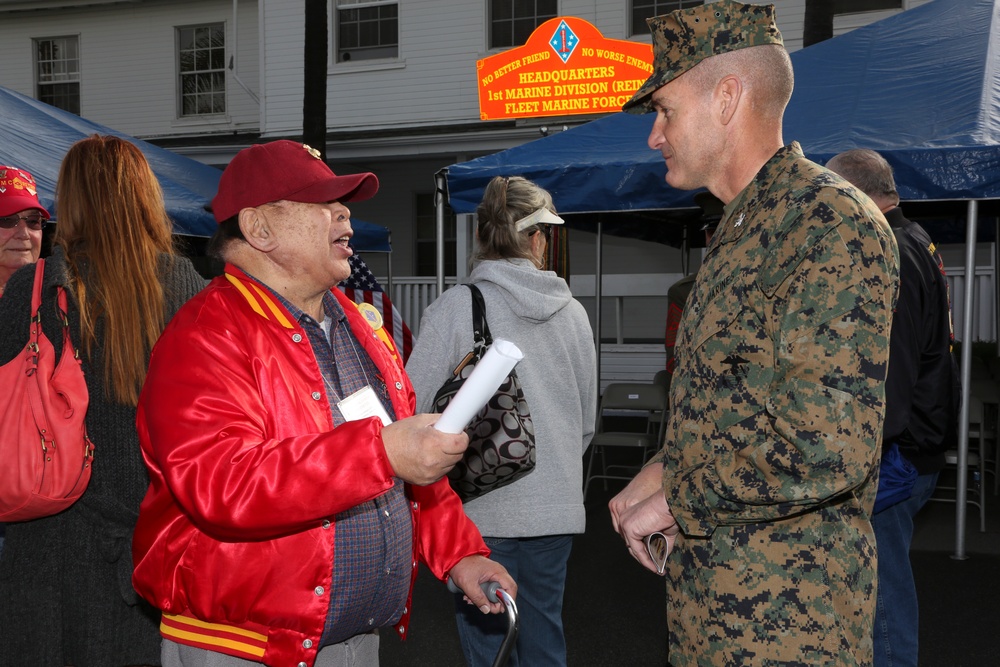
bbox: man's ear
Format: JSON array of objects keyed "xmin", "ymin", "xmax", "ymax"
[
  {"xmin": 717, "ymin": 75, "xmax": 743, "ymax": 126},
  {"xmin": 238, "ymin": 206, "xmax": 277, "ymax": 252}
]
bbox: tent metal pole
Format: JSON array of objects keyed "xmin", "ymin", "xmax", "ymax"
[
  {"xmin": 386, "ymin": 231, "xmax": 393, "ymax": 296},
  {"xmin": 433, "ymin": 171, "xmax": 447, "ymax": 296},
  {"xmin": 595, "ymin": 221, "xmax": 603, "ymax": 391},
  {"xmin": 455, "ymin": 214, "xmax": 470, "ymax": 282},
  {"xmin": 953, "ymin": 198, "xmax": 978, "ymax": 560}
]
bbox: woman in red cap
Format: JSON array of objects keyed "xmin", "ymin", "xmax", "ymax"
[{"xmin": 0, "ymin": 165, "xmax": 48, "ymax": 297}]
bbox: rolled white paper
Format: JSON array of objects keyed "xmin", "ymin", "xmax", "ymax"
[{"xmin": 433, "ymin": 338, "xmax": 524, "ymax": 434}]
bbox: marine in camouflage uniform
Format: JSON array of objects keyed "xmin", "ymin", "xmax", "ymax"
[
  {"xmin": 654, "ymin": 143, "xmax": 897, "ymax": 665},
  {"xmin": 617, "ymin": 2, "xmax": 900, "ymax": 665}
]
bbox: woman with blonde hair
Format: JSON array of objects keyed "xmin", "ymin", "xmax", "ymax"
[
  {"xmin": 0, "ymin": 135, "xmax": 205, "ymax": 666},
  {"xmin": 407, "ymin": 175, "xmax": 598, "ymax": 666}
]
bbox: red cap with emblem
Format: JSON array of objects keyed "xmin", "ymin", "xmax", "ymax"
[
  {"xmin": 0, "ymin": 166, "xmax": 50, "ymax": 219},
  {"xmin": 210, "ymin": 140, "xmax": 378, "ymax": 223}
]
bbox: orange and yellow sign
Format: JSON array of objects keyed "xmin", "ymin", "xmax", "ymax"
[{"xmin": 477, "ymin": 17, "xmax": 653, "ymax": 121}]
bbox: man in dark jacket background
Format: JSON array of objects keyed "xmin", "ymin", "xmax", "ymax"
[{"xmin": 828, "ymin": 148, "xmax": 960, "ymax": 667}]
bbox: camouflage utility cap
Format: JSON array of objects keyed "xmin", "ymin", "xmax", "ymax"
[{"xmin": 622, "ymin": 0, "xmax": 783, "ymax": 114}]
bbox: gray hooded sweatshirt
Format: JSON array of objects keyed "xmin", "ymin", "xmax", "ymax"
[{"xmin": 406, "ymin": 258, "xmax": 597, "ymax": 537}]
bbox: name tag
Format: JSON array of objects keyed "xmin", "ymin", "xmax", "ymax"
[{"xmin": 338, "ymin": 386, "xmax": 392, "ymax": 426}]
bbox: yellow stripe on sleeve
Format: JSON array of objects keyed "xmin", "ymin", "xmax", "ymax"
[
  {"xmin": 161, "ymin": 614, "xmax": 267, "ymax": 641},
  {"xmin": 160, "ymin": 615, "xmax": 267, "ymax": 660}
]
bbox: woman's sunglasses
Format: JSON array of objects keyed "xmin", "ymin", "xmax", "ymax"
[{"xmin": 0, "ymin": 214, "xmax": 47, "ymax": 231}]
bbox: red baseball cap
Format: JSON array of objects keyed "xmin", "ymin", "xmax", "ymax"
[
  {"xmin": 210, "ymin": 140, "xmax": 379, "ymax": 223},
  {"xmin": 0, "ymin": 166, "xmax": 51, "ymax": 219}
]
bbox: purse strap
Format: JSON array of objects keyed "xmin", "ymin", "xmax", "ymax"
[
  {"xmin": 25, "ymin": 258, "xmax": 46, "ymax": 375},
  {"xmin": 27, "ymin": 258, "xmax": 76, "ymax": 364},
  {"xmin": 30, "ymin": 257, "xmax": 46, "ymax": 319},
  {"xmin": 467, "ymin": 284, "xmax": 493, "ymax": 347}
]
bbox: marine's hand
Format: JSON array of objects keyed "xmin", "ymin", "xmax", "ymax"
[
  {"xmin": 617, "ymin": 489, "xmax": 679, "ymax": 574},
  {"xmin": 449, "ymin": 555, "xmax": 517, "ymax": 615},
  {"xmin": 609, "ymin": 462, "xmax": 664, "ymax": 533},
  {"xmin": 381, "ymin": 414, "xmax": 468, "ymax": 486}
]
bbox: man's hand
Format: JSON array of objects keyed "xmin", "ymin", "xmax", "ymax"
[
  {"xmin": 382, "ymin": 414, "xmax": 468, "ymax": 486},
  {"xmin": 609, "ymin": 461, "xmax": 664, "ymax": 533},
  {"xmin": 617, "ymin": 489, "xmax": 679, "ymax": 574},
  {"xmin": 449, "ymin": 555, "xmax": 518, "ymax": 615}
]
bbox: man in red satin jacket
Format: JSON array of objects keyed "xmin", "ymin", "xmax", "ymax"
[{"xmin": 132, "ymin": 140, "xmax": 515, "ymax": 667}]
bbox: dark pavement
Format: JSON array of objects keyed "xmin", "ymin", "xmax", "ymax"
[
  {"xmin": 380, "ymin": 485, "xmax": 1000, "ymax": 666},
  {"xmin": 380, "ymin": 485, "xmax": 666, "ymax": 666}
]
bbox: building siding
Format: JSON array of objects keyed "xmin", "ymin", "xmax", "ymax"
[
  {"xmin": 0, "ymin": 0, "xmax": 260, "ymax": 138},
  {"xmin": 0, "ymin": 0, "xmax": 908, "ymax": 143}
]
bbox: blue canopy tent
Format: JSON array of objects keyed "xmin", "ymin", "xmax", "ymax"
[
  {"xmin": 350, "ymin": 218, "xmax": 391, "ymax": 253},
  {"xmin": 0, "ymin": 83, "xmax": 394, "ymax": 253},
  {"xmin": 349, "ymin": 218, "xmax": 394, "ymax": 292},
  {"xmin": 440, "ymin": 0, "xmax": 1000, "ymax": 558},
  {"xmin": 0, "ymin": 82, "xmax": 396, "ymax": 282},
  {"xmin": 0, "ymin": 85, "xmax": 221, "ymax": 237},
  {"xmin": 444, "ymin": 0, "xmax": 1000, "ymax": 213}
]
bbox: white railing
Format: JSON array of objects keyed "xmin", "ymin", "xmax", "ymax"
[
  {"xmin": 570, "ymin": 273, "xmax": 685, "ymax": 345},
  {"xmin": 384, "ymin": 264, "xmax": 997, "ymax": 345},
  {"xmin": 945, "ymin": 264, "xmax": 996, "ymax": 342},
  {"xmin": 382, "ymin": 276, "xmax": 459, "ymax": 339}
]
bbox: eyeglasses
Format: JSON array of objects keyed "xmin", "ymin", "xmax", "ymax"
[{"xmin": 0, "ymin": 214, "xmax": 47, "ymax": 231}]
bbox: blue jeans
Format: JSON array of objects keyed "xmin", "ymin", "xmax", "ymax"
[
  {"xmin": 872, "ymin": 471, "xmax": 939, "ymax": 667},
  {"xmin": 454, "ymin": 534, "xmax": 573, "ymax": 667}
]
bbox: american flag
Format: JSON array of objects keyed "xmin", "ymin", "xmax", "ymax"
[{"xmin": 339, "ymin": 254, "xmax": 414, "ymax": 364}]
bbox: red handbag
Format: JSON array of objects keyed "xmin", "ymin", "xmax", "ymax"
[{"xmin": 0, "ymin": 258, "xmax": 93, "ymax": 521}]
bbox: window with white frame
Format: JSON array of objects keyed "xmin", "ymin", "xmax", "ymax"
[
  {"xmin": 335, "ymin": 0, "xmax": 399, "ymax": 63},
  {"xmin": 414, "ymin": 193, "xmax": 456, "ymax": 277},
  {"xmin": 490, "ymin": 0, "xmax": 557, "ymax": 49},
  {"xmin": 630, "ymin": 1, "xmax": 703, "ymax": 36},
  {"xmin": 35, "ymin": 36, "xmax": 80, "ymax": 115},
  {"xmin": 177, "ymin": 24, "xmax": 226, "ymax": 117}
]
